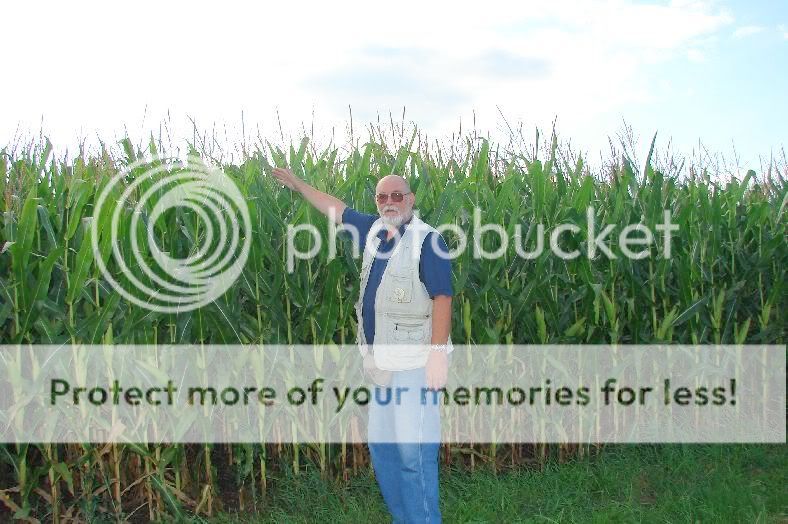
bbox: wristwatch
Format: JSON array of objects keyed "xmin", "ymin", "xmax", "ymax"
[{"xmin": 430, "ymin": 343, "xmax": 449, "ymax": 353}]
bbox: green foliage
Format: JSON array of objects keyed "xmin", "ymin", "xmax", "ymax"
[
  {"xmin": 0, "ymin": 129, "xmax": 785, "ymax": 520},
  {"xmin": 1, "ymin": 132, "xmax": 784, "ymax": 346}
]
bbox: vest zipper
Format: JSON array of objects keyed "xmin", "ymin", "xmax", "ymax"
[{"xmin": 386, "ymin": 312, "xmax": 430, "ymax": 319}]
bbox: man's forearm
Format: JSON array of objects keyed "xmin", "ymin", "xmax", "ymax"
[
  {"xmin": 430, "ymin": 295, "xmax": 452, "ymax": 345},
  {"xmin": 293, "ymin": 179, "xmax": 347, "ymax": 224}
]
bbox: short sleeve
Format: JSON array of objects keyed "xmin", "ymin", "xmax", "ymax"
[
  {"xmin": 419, "ymin": 232, "xmax": 454, "ymax": 298},
  {"xmin": 341, "ymin": 207, "xmax": 377, "ymax": 247}
]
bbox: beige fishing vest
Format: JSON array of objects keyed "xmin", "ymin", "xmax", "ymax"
[{"xmin": 355, "ymin": 214, "xmax": 454, "ymax": 370}]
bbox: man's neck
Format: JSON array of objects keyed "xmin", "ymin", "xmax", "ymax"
[{"xmin": 384, "ymin": 214, "xmax": 413, "ymax": 239}]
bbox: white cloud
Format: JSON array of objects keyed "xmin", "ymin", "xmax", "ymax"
[
  {"xmin": 780, "ymin": 25, "xmax": 788, "ymax": 40},
  {"xmin": 687, "ymin": 49, "xmax": 705, "ymax": 62},
  {"xmin": 733, "ymin": 25, "xmax": 764, "ymax": 39},
  {"xmin": 0, "ymin": 0, "xmax": 735, "ymax": 159}
]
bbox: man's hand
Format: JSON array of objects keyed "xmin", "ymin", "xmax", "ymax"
[
  {"xmin": 268, "ymin": 166, "xmax": 346, "ymax": 223},
  {"xmin": 271, "ymin": 167, "xmax": 301, "ymax": 191},
  {"xmin": 426, "ymin": 294, "xmax": 452, "ymax": 390},
  {"xmin": 425, "ymin": 350, "xmax": 448, "ymax": 390}
]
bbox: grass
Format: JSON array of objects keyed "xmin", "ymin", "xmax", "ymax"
[{"xmin": 212, "ymin": 444, "xmax": 787, "ymax": 523}]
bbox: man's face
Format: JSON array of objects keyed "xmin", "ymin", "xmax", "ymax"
[{"xmin": 375, "ymin": 178, "xmax": 414, "ymax": 227}]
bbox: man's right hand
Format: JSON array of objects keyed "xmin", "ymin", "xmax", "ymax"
[
  {"xmin": 271, "ymin": 167, "xmax": 301, "ymax": 192},
  {"xmin": 268, "ymin": 165, "xmax": 347, "ymax": 224}
]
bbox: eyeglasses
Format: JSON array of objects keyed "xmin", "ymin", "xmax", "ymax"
[{"xmin": 376, "ymin": 191, "xmax": 411, "ymax": 204}]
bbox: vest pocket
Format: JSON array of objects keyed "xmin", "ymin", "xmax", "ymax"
[
  {"xmin": 387, "ymin": 274, "xmax": 413, "ymax": 303},
  {"xmin": 392, "ymin": 321, "xmax": 426, "ymax": 342},
  {"xmin": 388, "ymin": 275, "xmax": 413, "ymax": 304},
  {"xmin": 374, "ymin": 342, "xmax": 429, "ymax": 370}
]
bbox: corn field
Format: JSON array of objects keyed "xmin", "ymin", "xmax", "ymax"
[{"xmin": 0, "ymin": 126, "xmax": 785, "ymax": 521}]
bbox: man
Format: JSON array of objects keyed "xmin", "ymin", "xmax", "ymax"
[{"xmin": 270, "ymin": 166, "xmax": 453, "ymax": 523}]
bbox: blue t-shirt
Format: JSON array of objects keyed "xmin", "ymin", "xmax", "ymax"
[{"xmin": 341, "ymin": 207, "xmax": 453, "ymax": 345}]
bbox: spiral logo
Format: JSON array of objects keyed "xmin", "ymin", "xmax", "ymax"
[{"xmin": 92, "ymin": 155, "xmax": 251, "ymax": 313}]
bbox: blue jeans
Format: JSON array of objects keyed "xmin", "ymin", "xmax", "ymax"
[{"xmin": 368, "ymin": 366, "xmax": 442, "ymax": 524}]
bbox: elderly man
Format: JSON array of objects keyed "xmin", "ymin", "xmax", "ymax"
[{"xmin": 271, "ymin": 166, "xmax": 453, "ymax": 524}]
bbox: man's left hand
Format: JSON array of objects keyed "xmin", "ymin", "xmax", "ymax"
[{"xmin": 425, "ymin": 350, "xmax": 448, "ymax": 390}]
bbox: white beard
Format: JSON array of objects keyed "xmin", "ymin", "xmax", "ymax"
[
  {"xmin": 380, "ymin": 213, "xmax": 405, "ymax": 226},
  {"xmin": 379, "ymin": 205, "xmax": 409, "ymax": 226}
]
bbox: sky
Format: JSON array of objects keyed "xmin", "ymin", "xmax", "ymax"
[{"xmin": 1, "ymin": 0, "xmax": 786, "ymax": 170}]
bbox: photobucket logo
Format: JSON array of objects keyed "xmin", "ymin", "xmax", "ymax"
[
  {"xmin": 92, "ymin": 155, "xmax": 251, "ymax": 312},
  {"xmin": 286, "ymin": 207, "xmax": 678, "ymax": 272}
]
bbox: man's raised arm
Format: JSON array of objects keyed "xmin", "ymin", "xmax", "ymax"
[{"xmin": 270, "ymin": 167, "xmax": 347, "ymax": 224}]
